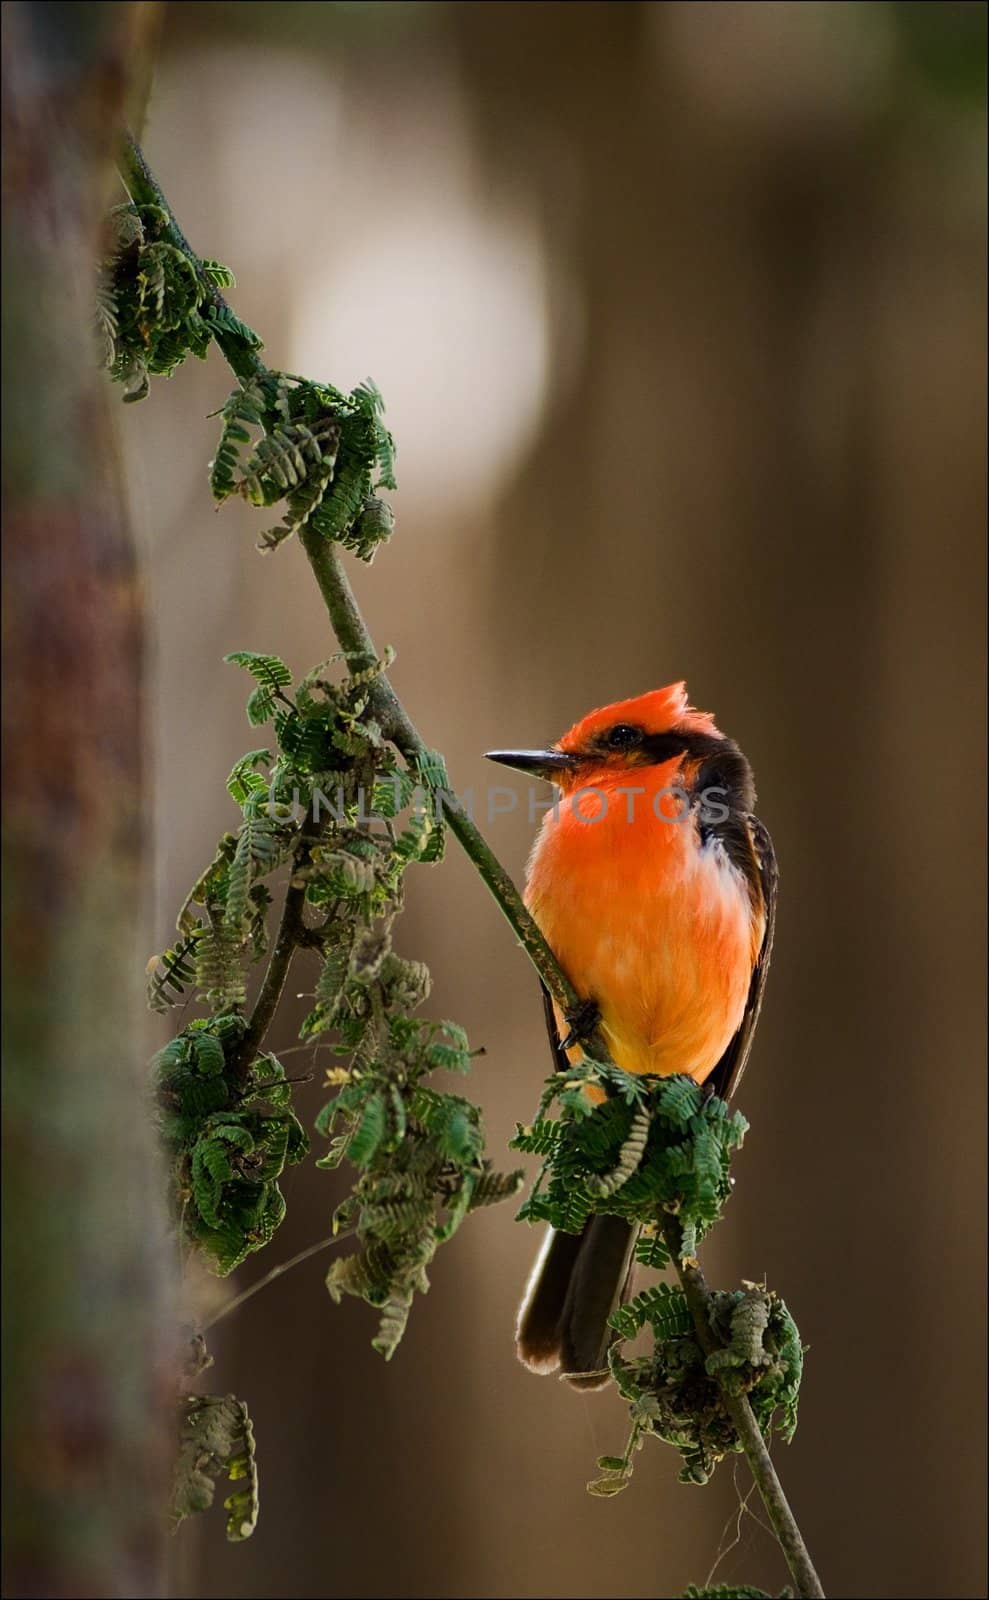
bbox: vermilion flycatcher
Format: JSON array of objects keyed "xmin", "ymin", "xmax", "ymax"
[{"xmin": 486, "ymin": 683, "xmax": 777, "ymax": 1388}]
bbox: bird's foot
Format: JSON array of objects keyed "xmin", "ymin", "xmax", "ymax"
[{"xmin": 561, "ymin": 998, "xmax": 601, "ymax": 1052}]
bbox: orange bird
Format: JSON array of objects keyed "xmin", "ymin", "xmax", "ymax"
[{"xmin": 486, "ymin": 683, "xmax": 777, "ymax": 1388}]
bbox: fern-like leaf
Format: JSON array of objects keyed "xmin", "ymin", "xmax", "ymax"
[
  {"xmin": 170, "ymin": 1393, "xmax": 259, "ymax": 1542},
  {"xmin": 147, "ymin": 928, "xmax": 203, "ymax": 1013},
  {"xmin": 225, "ymin": 651, "xmax": 293, "ymax": 724}
]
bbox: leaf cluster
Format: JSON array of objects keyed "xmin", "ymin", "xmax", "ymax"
[
  {"xmin": 147, "ymin": 647, "xmax": 400, "ymax": 1023},
  {"xmin": 98, "ymin": 202, "xmax": 260, "ymax": 402},
  {"xmin": 317, "ymin": 1010, "xmax": 523, "ymax": 1359},
  {"xmin": 209, "ymin": 372, "xmax": 396, "ymax": 559},
  {"xmin": 154, "ymin": 1021, "xmax": 308, "ymax": 1275},
  {"xmin": 99, "ymin": 205, "xmax": 395, "ymax": 557},
  {"xmin": 512, "ymin": 1066, "xmax": 747, "ymax": 1258},
  {"xmin": 151, "ymin": 650, "xmax": 521, "ymax": 1345},
  {"xmin": 589, "ymin": 1281, "xmax": 803, "ymax": 1495}
]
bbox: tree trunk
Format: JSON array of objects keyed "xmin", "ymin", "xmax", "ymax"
[{"xmin": 2, "ymin": 5, "xmax": 169, "ymax": 1595}]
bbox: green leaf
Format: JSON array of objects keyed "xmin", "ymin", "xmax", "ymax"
[
  {"xmin": 633, "ymin": 1230, "xmax": 670, "ymax": 1270},
  {"xmin": 609, "ymin": 1284, "xmax": 692, "ymax": 1343},
  {"xmin": 204, "ymin": 301, "xmax": 264, "ymax": 350},
  {"xmin": 170, "ymin": 1394, "xmax": 259, "ymax": 1542},
  {"xmin": 227, "ymin": 748, "xmax": 272, "ymax": 806},
  {"xmin": 201, "ymin": 258, "xmax": 236, "ymax": 288},
  {"xmin": 225, "ymin": 651, "xmax": 291, "ymax": 688},
  {"xmin": 226, "ymin": 651, "xmax": 293, "ymax": 725},
  {"xmin": 147, "ymin": 928, "xmax": 203, "ymax": 1013},
  {"xmin": 510, "ymin": 1118, "xmax": 562, "ymax": 1156},
  {"xmin": 347, "ymin": 1092, "xmax": 387, "ymax": 1166},
  {"xmin": 586, "ymin": 1474, "xmax": 629, "ymax": 1498}
]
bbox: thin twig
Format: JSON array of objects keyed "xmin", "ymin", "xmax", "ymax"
[
  {"xmin": 704, "ymin": 1467, "xmax": 758, "ymax": 1590},
  {"xmin": 227, "ymin": 799, "xmax": 330, "ymax": 1082},
  {"xmin": 119, "ymin": 133, "xmax": 825, "ymax": 1600},
  {"xmin": 227, "ymin": 877, "xmax": 306, "ymax": 1082},
  {"xmin": 201, "ymin": 1230, "xmax": 354, "ymax": 1333}
]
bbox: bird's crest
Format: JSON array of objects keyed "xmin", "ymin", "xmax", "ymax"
[{"xmin": 558, "ymin": 683, "xmax": 719, "ymax": 751}]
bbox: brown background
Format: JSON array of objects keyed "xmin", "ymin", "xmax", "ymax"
[{"xmin": 123, "ymin": 4, "xmax": 987, "ymax": 1596}]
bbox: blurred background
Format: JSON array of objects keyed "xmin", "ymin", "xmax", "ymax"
[{"xmin": 122, "ymin": 4, "xmax": 986, "ymax": 1596}]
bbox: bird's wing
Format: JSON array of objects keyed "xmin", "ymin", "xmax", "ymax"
[{"xmin": 707, "ymin": 814, "xmax": 778, "ymax": 1102}]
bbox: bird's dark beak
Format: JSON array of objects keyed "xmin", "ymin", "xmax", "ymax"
[{"xmin": 484, "ymin": 748, "xmax": 578, "ymax": 781}]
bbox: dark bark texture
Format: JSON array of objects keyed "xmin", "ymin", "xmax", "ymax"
[{"xmin": 2, "ymin": 5, "xmax": 169, "ymax": 1596}]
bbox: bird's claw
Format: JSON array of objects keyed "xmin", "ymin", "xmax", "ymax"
[{"xmin": 561, "ymin": 998, "xmax": 601, "ymax": 1051}]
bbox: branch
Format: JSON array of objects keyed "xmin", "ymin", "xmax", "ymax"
[
  {"xmin": 119, "ymin": 133, "xmax": 583, "ymax": 1025},
  {"xmin": 228, "ymin": 871, "xmax": 306, "ymax": 1082},
  {"xmin": 662, "ymin": 1220, "xmax": 825, "ymax": 1600},
  {"xmin": 226, "ymin": 803, "xmax": 323, "ymax": 1083},
  {"xmin": 121, "ymin": 135, "xmax": 265, "ymax": 386},
  {"xmin": 298, "ymin": 527, "xmax": 594, "ymax": 1030},
  {"xmin": 119, "ymin": 133, "xmax": 824, "ymax": 1600}
]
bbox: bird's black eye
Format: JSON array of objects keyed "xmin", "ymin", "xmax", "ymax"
[{"xmin": 605, "ymin": 724, "xmax": 643, "ymax": 750}]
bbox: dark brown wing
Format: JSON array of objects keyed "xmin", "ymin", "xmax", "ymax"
[{"xmin": 707, "ymin": 814, "xmax": 778, "ymax": 1102}]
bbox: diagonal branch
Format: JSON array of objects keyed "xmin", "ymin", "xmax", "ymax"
[
  {"xmin": 120, "ymin": 133, "xmax": 583, "ymax": 1025},
  {"xmin": 298, "ymin": 525, "xmax": 595, "ymax": 1031}
]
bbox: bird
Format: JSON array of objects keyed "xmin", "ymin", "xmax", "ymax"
[{"xmin": 485, "ymin": 683, "xmax": 777, "ymax": 1389}]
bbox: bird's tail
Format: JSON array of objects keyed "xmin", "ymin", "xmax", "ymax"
[{"xmin": 516, "ymin": 1216, "xmax": 638, "ymax": 1390}]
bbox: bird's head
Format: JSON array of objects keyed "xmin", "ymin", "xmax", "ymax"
[{"xmin": 485, "ymin": 683, "xmax": 723, "ymax": 793}]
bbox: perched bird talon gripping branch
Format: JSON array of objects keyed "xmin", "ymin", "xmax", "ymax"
[
  {"xmin": 486, "ymin": 683, "xmax": 777, "ymax": 1389},
  {"xmin": 559, "ymin": 997, "xmax": 602, "ymax": 1051}
]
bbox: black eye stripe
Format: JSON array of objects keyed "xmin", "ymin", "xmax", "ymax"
[
  {"xmin": 578, "ymin": 724, "xmax": 756, "ymax": 816},
  {"xmin": 640, "ymin": 729, "xmax": 722, "ymax": 764}
]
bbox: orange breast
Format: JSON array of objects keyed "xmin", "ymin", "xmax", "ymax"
[{"xmin": 525, "ymin": 775, "xmax": 761, "ymax": 1082}]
